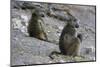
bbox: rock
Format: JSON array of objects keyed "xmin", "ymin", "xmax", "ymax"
[
  {"xmin": 11, "ymin": 29, "xmax": 60, "ymax": 66},
  {"xmin": 49, "ymin": 54, "xmax": 90, "ymax": 63}
]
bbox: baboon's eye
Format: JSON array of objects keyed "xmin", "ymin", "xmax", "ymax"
[{"xmin": 73, "ymin": 19, "xmax": 77, "ymax": 22}]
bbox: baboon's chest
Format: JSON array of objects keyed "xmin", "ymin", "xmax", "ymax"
[
  {"xmin": 66, "ymin": 28, "xmax": 77, "ymax": 36},
  {"xmin": 63, "ymin": 34, "xmax": 74, "ymax": 44}
]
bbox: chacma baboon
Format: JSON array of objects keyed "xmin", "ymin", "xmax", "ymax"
[
  {"xmin": 59, "ymin": 18, "xmax": 82, "ymax": 56},
  {"xmin": 27, "ymin": 11, "xmax": 48, "ymax": 41}
]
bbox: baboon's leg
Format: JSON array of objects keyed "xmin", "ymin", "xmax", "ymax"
[
  {"xmin": 66, "ymin": 37, "xmax": 80, "ymax": 56},
  {"xmin": 49, "ymin": 51, "xmax": 61, "ymax": 59},
  {"xmin": 59, "ymin": 34, "xmax": 72, "ymax": 55}
]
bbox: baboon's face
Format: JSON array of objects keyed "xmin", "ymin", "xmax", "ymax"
[
  {"xmin": 72, "ymin": 18, "xmax": 79, "ymax": 28},
  {"xmin": 32, "ymin": 13, "xmax": 38, "ymax": 17},
  {"xmin": 66, "ymin": 12, "xmax": 80, "ymax": 28},
  {"xmin": 68, "ymin": 18, "xmax": 80, "ymax": 28}
]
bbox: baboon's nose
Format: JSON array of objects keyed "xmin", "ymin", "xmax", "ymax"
[
  {"xmin": 75, "ymin": 24, "xmax": 79, "ymax": 28},
  {"xmin": 74, "ymin": 18, "xmax": 80, "ymax": 28}
]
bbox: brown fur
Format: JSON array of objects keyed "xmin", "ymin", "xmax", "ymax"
[
  {"xmin": 27, "ymin": 12, "xmax": 47, "ymax": 41},
  {"xmin": 59, "ymin": 21, "xmax": 82, "ymax": 56}
]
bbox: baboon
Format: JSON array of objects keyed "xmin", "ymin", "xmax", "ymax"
[
  {"xmin": 27, "ymin": 11, "xmax": 48, "ymax": 41},
  {"xmin": 59, "ymin": 18, "xmax": 82, "ymax": 56}
]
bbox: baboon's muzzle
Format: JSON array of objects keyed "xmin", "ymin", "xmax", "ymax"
[{"xmin": 75, "ymin": 24, "xmax": 79, "ymax": 28}]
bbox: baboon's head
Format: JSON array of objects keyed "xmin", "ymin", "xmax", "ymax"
[
  {"xmin": 32, "ymin": 12, "xmax": 38, "ymax": 18},
  {"xmin": 68, "ymin": 18, "xmax": 79, "ymax": 28},
  {"xmin": 66, "ymin": 12, "xmax": 80, "ymax": 28}
]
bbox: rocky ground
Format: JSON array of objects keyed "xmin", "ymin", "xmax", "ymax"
[{"xmin": 11, "ymin": 1, "xmax": 96, "ymax": 66}]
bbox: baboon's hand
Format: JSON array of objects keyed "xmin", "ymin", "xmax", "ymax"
[{"xmin": 77, "ymin": 34, "xmax": 82, "ymax": 42}]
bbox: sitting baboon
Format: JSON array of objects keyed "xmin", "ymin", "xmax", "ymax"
[
  {"xmin": 27, "ymin": 11, "xmax": 48, "ymax": 41},
  {"xmin": 59, "ymin": 18, "xmax": 82, "ymax": 56}
]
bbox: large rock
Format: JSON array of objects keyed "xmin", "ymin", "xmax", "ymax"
[{"xmin": 11, "ymin": 29, "xmax": 60, "ymax": 66}]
